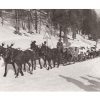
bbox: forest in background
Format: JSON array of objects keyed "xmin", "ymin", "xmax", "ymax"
[{"xmin": 0, "ymin": 9, "xmax": 100, "ymax": 43}]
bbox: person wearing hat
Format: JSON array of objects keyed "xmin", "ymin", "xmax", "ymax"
[
  {"xmin": 42, "ymin": 41, "xmax": 47, "ymax": 50},
  {"xmin": 43, "ymin": 41, "xmax": 47, "ymax": 46},
  {"xmin": 57, "ymin": 39, "xmax": 63, "ymax": 63},
  {"xmin": 30, "ymin": 41, "xmax": 37, "ymax": 51},
  {"xmin": 57, "ymin": 39, "xmax": 63, "ymax": 53},
  {"xmin": 42, "ymin": 41, "xmax": 48, "ymax": 55}
]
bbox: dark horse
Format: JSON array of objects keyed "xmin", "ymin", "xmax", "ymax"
[
  {"xmin": 29, "ymin": 44, "xmax": 43, "ymax": 70},
  {"xmin": 8, "ymin": 48, "xmax": 36, "ymax": 78},
  {"xmin": 40, "ymin": 45, "xmax": 61, "ymax": 70},
  {"xmin": 0, "ymin": 43, "xmax": 17, "ymax": 77},
  {"xmin": 2, "ymin": 43, "xmax": 36, "ymax": 78}
]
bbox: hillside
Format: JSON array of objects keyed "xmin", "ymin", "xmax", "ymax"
[{"xmin": 0, "ymin": 17, "xmax": 98, "ymax": 50}]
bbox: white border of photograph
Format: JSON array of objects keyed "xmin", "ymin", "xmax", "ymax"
[{"xmin": 0, "ymin": 0, "xmax": 100, "ymax": 100}]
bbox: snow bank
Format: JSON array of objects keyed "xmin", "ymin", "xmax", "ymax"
[{"xmin": 0, "ymin": 18, "xmax": 98, "ymax": 50}]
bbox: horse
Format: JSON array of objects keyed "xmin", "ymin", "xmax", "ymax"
[
  {"xmin": 30, "ymin": 43, "xmax": 44, "ymax": 70},
  {"xmin": 9, "ymin": 48, "xmax": 36, "ymax": 78},
  {"xmin": 51, "ymin": 48, "xmax": 61, "ymax": 68},
  {"xmin": 41, "ymin": 45, "xmax": 61, "ymax": 69},
  {"xmin": 40, "ymin": 45, "xmax": 52, "ymax": 70},
  {"xmin": 0, "ymin": 43, "xmax": 17, "ymax": 77},
  {"xmin": 2, "ymin": 43, "xmax": 36, "ymax": 78}
]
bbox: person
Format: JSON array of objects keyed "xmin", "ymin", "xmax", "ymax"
[
  {"xmin": 42, "ymin": 41, "xmax": 49, "ymax": 56},
  {"xmin": 57, "ymin": 39, "xmax": 63, "ymax": 54},
  {"xmin": 42, "ymin": 41, "xmax": 47, "ymax": 51},
  {"xmin": 30, "ymin": 41, "xmax": 38, "ymax": 51},
  {"xmin": 42, "ymin": 41, "xmax": 47, "ymax": 47},
  {"xmin": 56, "ymin": 39, "xmax": 64, "ymax": 64}
]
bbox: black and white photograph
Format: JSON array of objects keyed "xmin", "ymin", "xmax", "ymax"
[
  {"xmin": 0, "ymin": 9, "xmax": 100, "ymax": 92},
  {"xmin": 1, "ymin": 0, "xmax": 100, "ymax": 94}
]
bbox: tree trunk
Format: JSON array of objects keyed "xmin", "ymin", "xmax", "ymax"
[
  {"xmin": 95, "ymin": 40, "xmax": 98, "ymax": 50},
  {"xmin": 63, "ymin": 28, "xmax": 68, "ymax": 43},
  {"xmin": 15, "ymin": 10, "xmax": 20, "ymax": 34},
  {"xmin": 27, "ymin": 10, "xmax": 31, "ymax": 33},
  {"xmin": 39, "ymin": 12, "xmax": 41, "ymax": 34},
  {"xmin": 59, "ymin": 25, "xmax": 62, "ymax": 40},
  {"xmin": 72, "ymin": 28, "xmax": 77, "ymax": 40},
  {"xmin": 0, "ymin": 10, "xmax": 4, "ymax": 26},
  {"xmin": 35, "ymin": 10, "xmax": 38, "ymax": 33}
]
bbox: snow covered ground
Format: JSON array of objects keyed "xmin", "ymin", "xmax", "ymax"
[{"xmin": 0, "ymin": 57, "xmax": 100, "ymax": 91}]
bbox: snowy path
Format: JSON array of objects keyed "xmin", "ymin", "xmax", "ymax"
[{"xmin": 0, "ymin": 57, "xmax": 100, "ymax": 91}]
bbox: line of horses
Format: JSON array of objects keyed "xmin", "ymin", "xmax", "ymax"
[{"xmin": 0, "ymin": 42, "xmax": 100, "ymax": 78}]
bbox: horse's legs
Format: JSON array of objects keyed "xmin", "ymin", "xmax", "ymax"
[
  {"xmin": 3, "ymin": 63, "xmax": 7, "ymax": 77},
  {"xmin": 48, "ymin": 59, "xmax": 52, "ymax": 69},
  {"xmin": 53, "ymin": 59, "xmax": 56, "ymax": 68},
  {"xmin": 56, "ymin": 57, "xmax": 60, "ymax": 68},
  {"xmin": 15, "ymin": 63, "xmax": 24, "ymax": 78},
  {"xmin": 20, "ymin": 64, "xmax": 24, "ymax": 76},
  {"xmin": 27, "ymin": 62, "xmax": 33, "ymax": 74},
  {"xmin": 33, "ymin": 60, "xmax": 36, "ymax": 70},
  {"xmin": 39, "ymin": 58, "xmax": 42, "ymax": 69},
  {"xmin": 43, "ymin": 57, "xmax": 47, "ymax": 68},
  {"xmin": 15, "ymin": 68, "xmax": 19, "ymax": 78},
  {"xmin": 27, "ymin": 62, "xmax": 31, "ymax": 71},
  {"xmin": 72, "ymin": 56, "xmax": 75, "ymax": 64},
  {"xmin": 23, "ymin": 63, "xmax": 26, "ymax": 72},
  {"xmin": 57, "ymin": 60, "xmax": 60, "ymax": 68},
  {"xmin": 46, "ymin": 60, "xmax": 49, "ymax": 70},
  {"xmin": 69, "ymin": 55, "xmax": 72, "ymax": 64},
  {"xmin": 12, "ymin": 63, "xmax": 17, "ymax": 75},
  {"xmin": 31, "ymin": 59, "xmax": 34, "ymax": 71},
  {"xmin": 15, "ymin": 63, "xmax": 20, "ymax": 78}
]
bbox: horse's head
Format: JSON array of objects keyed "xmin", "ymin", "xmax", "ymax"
[
  {"xmin": 10, "ymin": 43, "xmax": 14, "ymax": 48},
  {"xmin": 0, "ymin": 45, "xmax": 5, "ymax": 56},
  {"xmin": 1, "ymin": 43, "xmax": 5, "ymax": 47},
  {"xmin": 5, "ymin": 43, "xmax": 14, "ymax": 56},
  {"xmin": 4, "ymin": 45, "xmax": 15, "ymax": 62},
  {"xmin": 40, "ymin": 45, "xmax": 46, "ymax": 54},
  {"xmin": 4, "ymin": 47, "xmax": 11, "ymax": 59}
]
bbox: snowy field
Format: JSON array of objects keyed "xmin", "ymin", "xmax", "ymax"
[
  {"xmin": 0, "ymin": 57, "xmax": 100, "ymax": 91},
  {"xmin": 0, "ymin": 21, "xmax": 100, "ymax": 91}
]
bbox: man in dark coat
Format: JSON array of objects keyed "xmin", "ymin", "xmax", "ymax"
[
  {"xmin": 56, "ymin": 39, "xmax": 64, "ymax": 63},
  {"xmin": 42, "ymin": 41, "xmax": 48, "ymax": 55},
  {"xmin": 57, "ymin": 39, "xmax": 63, "ymax": 53},
  {"xmin": 42, "ymin": 41, "xmax": 47, "ymax": 47},
  {"xmin": 30, "ymin": 41, "xmax": 38, "ymax": 52}
]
